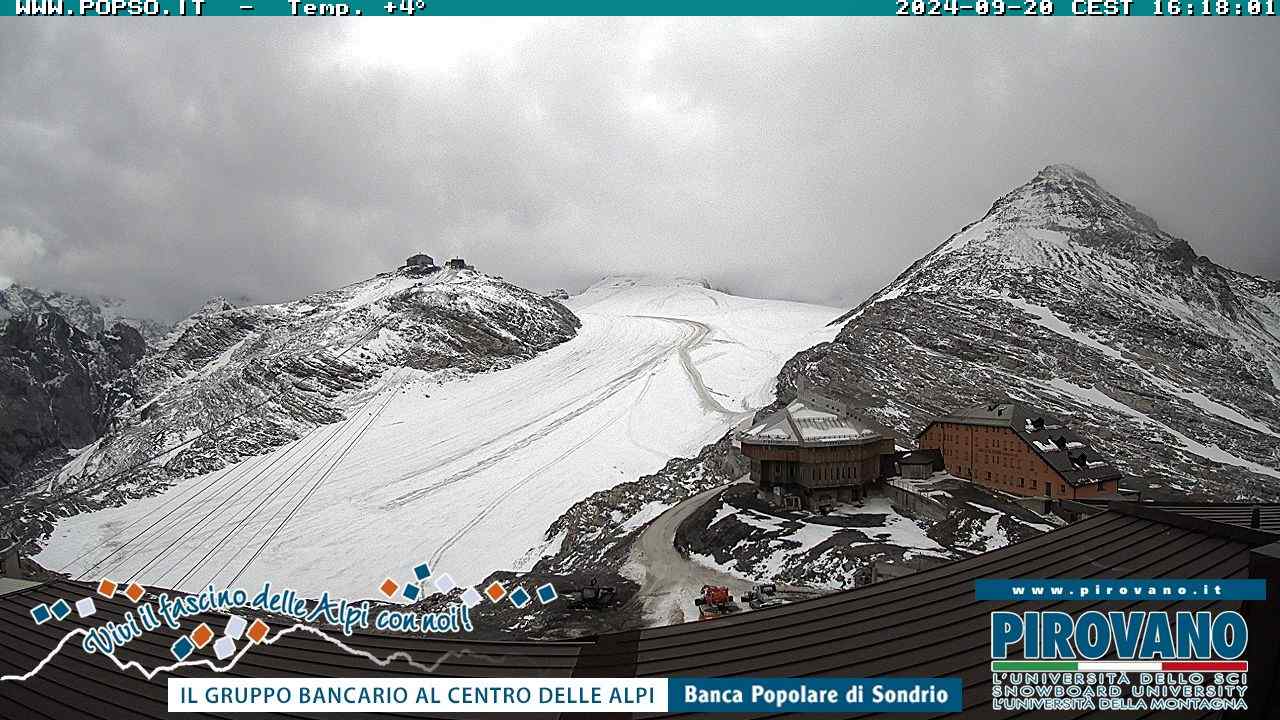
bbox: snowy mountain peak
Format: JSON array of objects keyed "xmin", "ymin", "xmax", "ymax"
[
  {"xmin": 1, "ymin": 282, "xmax": 171, "ymax": 343},
  {"xmin": 852, "ymin": 165, "xmax": 1216, "ymax": 317},
  {"xmin": 795, "ymin": 167, "xmax": 1280, "ymax": 502},
  {"xmin": 986, "ymin": 164, "xmax": 1163, "ymax": 246},
  {"xmin": 196, "ymin": 296, "xmax": 237, "ymax": 314},
  {"xmin": 1036, "ymin": 163, "xmax": 1098, "ymax": 184},
  {"xmin": 33, "ymin": 265, "xmax": 581, "ymax": 515}
]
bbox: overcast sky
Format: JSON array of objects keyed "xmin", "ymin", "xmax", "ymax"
[{"xmin": 0, "ymin": 21, "xmax": 1276, "ymax": 320}]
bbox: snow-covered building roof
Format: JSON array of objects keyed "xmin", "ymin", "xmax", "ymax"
[{"xmin": 739, "ymin": 388, "xmax": 890, "ymax": 448}]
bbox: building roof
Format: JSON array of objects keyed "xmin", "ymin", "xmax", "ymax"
[
  {"xmin": 739, "ymin": 388, "xmax": 890, "ymax": 448},
  {"xmin": 1078, "ymin": 500, "xmax": 1280, "ymax": 535},
  {"xmin": 3, "ymin": 503, "xmax": 1277, "ymax": 718},
  {"xmin": 898, "ymin": 449, "xmax": 941, "ymax": 465},
  {"xmin": 918, "ymin": 402, "xmax": 1123, "ymax": 487}
]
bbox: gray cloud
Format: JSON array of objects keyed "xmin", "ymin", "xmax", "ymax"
[{"xmin": 0, "ymin": 20, "xmax": 1276, "ymax": 320}]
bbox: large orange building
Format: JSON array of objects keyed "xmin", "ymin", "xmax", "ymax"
[{"xmin": 917, "ymin": 402, "xmax": 1122, "ymax": 500}]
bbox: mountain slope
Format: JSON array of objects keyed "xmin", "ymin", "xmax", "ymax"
[
  {"xmin": 784, "ymin": 164, "xmax": 1280, "ymax": 500},
  {"xmin": 1, "ymin": 283, "xmax": 171, "ymax": 343},
  {"xmin": 0, "ymin": 313, "xmax": 145, "ymax": 491},
  {"xmin": 32, "ymin": 276, "xmax": 841, "ymax": 598},
  {"xmin": 10, "ymin": 265, "xmax": 579, "ymax": 538}
]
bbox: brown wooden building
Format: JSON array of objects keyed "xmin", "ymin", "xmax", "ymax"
[
  {"xmin": 917, "ymin": 402, "xmax": 1122, "ymax": 500},
  {"xmin": 737, "ymin": 387, "xmax": 895, "ymax": 511}
]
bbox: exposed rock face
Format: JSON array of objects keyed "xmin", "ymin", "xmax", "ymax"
[
  {"xmin": 5, "ymin": 265, "xmax": 580, "ymax": 541},
  {"xmin": 782, "ymin": 165, "xmax": 1280, "ymax": 500},
  {"xmin": 0, "ymin": 314, "xmax": 145, "ymax": 491},
  {"xmin": 0, "ymin": 283, "xmax": 171, "ymax": 344}
]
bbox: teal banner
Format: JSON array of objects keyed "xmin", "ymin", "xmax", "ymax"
[{"xmin": 6, "ymin": 0, "xmax": 1279, "ymax": 15}]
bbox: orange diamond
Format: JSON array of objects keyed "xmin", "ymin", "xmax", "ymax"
[
  {"xmin": 484, "ymin": 581, "xmax": 507, "ymax": 602},
  {"xmin": 97, "ymin": 579, "xmax": 117, "ymax": 599},
  {"xmin": 379, "ymin": 578, "xmax": 398, "ymax": 598},
  {"xmin": 246, "ymin": 619, "xmax": 269, "ymax": 644},
  {"xmin": 124, "ymin": 583, "xmax": 145, "ymax": 603},
  {"xmin": 191, "ymin": 623, "xmax": 214, "ymax": 649}
]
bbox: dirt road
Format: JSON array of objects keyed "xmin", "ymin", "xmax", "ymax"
[{"xmin": 628, "ymin": 481, "xmax": 754, "ymax": 625}]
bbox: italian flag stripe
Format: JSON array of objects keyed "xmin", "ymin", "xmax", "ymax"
[{"xmin": 992, "ymin": 660, "xmax": 1247, "ymax": 672}]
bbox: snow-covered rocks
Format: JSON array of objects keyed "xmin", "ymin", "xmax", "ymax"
[
  {"xmin": 33, "ymin": 274, "xmax": 839, "ymax": 598},
  {"xmin": 785, "ymin": 164, "xmax": 1280, "ymax": 501},
  {"xmin": 676, "ymin": 476, "xmax": 1051, "ymax": 590}
]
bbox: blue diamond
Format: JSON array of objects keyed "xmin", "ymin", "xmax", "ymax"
[
  {"xmin": 30, "ymin": 604, "xmax": 51, "ymax": 625},
  {"xmin": 402, "ymin": 583, "xmax": 420, "ymax": 601},
  {"xmin": 49, "ymin": 599, "xmax": 71, "ymax": 621},
  {"xmin": 413, "ymin": 563, "xmax": 431, "ymax": 581},
  {"xmin": 509, "ymin": 587, "xmax": 531, "ymax": 609},
  {"xmin": 536, "ymin": 583, "xmax": 558, "ymax": 605},
  {"xmin": 171, "ymin": 636, "xmax": 194, "ymax": 661}
]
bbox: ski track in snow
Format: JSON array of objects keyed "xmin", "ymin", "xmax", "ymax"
[{"xmin": 36, "ymin": 280, "xmax": 841, "ymax": 598}]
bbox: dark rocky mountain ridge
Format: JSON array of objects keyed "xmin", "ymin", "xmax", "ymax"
[{"xmin": 0, "ymin": 312, "xmax": 145, "ymax": 492}]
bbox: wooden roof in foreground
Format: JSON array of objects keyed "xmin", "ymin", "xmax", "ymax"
[{"xmin": 2, "ymin": 502, "xmax": 1277, "ymax": 719}]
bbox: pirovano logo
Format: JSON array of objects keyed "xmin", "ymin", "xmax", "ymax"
[{"xmin": 980, "ymin": 579, "xmax": 1259, "ymax": 712}]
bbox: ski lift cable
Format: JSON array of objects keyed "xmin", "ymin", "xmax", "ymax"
[
  {"xmin": 69, "ymin": 391, "xmax": 342, "ymax": 580},
  {"xmin": 136, "ymin": 351, "xmax": 426, "ymax": 588},
  {"xmin": 64, "ymin": 329, "xmax": 393, "ymax": 579},
  {"xmin": 14, "ymin": 318, "xmax": 393, "ymax": 530},
  {"xmin": 175, "ymin": 370, "xmax": 406, "ymax": 590},
  {"xmin": 130, "ymin": 394, "xmax": 388, "ymax": 588},
  {"xmin": 65, "ymin": 460, "xmax": 250, "ymax": 578},
  {"xmin": 201, "ymin": 379, "xmax": 404, "ymax": 590},
  {"xmin": 5, "ymin": 316, "xmax": 391, "ymax": 540},
  {"xmin": 82, "ymin": 340, "xmax": 426, "ymax": 586},
  {"xmin": 66, "ymin": 430, "xmax": 326, "ymax": 578},
  {"xmin": 118, "ymin": 430, "xmax": 334, "ymax": 585},
  {"xmin": 224, "ymin": 369, "xmax": 409, "ymax": 588},
  {"xmin": 94, "ymin": 427, "xmax": 328, "ymax": 584}
]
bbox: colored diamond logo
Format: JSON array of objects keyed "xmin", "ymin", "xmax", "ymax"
[
  {"xmin": 402, "ymin": 583, "xmax": 420, "ymax": 601},
  {"xmin": 535, "ymin": 583, "xmax": 558, "ymax": 605},
  {"xmin": 460, "ymin": 587, "xmax": 482, "ymax": 609},
  {"xmin": 213, "ymin": 636, "xmax": 236, "ymax": 661},
  {"xmin": 484, "ymin": 581, "xmax": 507, "ymax": 603},
  {"xmin": 379, "ymin": 578, "xmax": 399, "ymax": 598},
  {"xmin": 225, "ymin": 615, "xmax": 247, "ymax": 640},
  {"xmin": 191, "ymin": 623, "xmax": 215, "ymax": 649},
  {"xmin": 124, "ymin": 583, "xmax": 145, "ymax": 603},
  {"xmin": 246, "ymin": 619, "xmax": 269, "ymax": 644},
  {"xmin": 30, "ymin": 604, "xmax": 51, "ymax": 625},
  {"xmin": 434, "ymin": 573, "xmax": 457, "ymax": 594},
  {"xmin": 75, "ymin": 597, "xmax": 97, "ymax": 618},
  {"xmin": 171, "ymin": 636, "xmax": 194, "ymax": 661},
  {"xmin": 97, "ymin": 579, "xmax": 117, "ymax": 599},
  {"xmin": 49, "ymin": 599, "xmax": 71, "ymax": 621},
  {"xmin": 509, "ymin": 587, "xmax": 531, "ymax": 609},
  {"xmin": 413, "ymin": 563, "xmax": 431, "ymax": 581}
]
